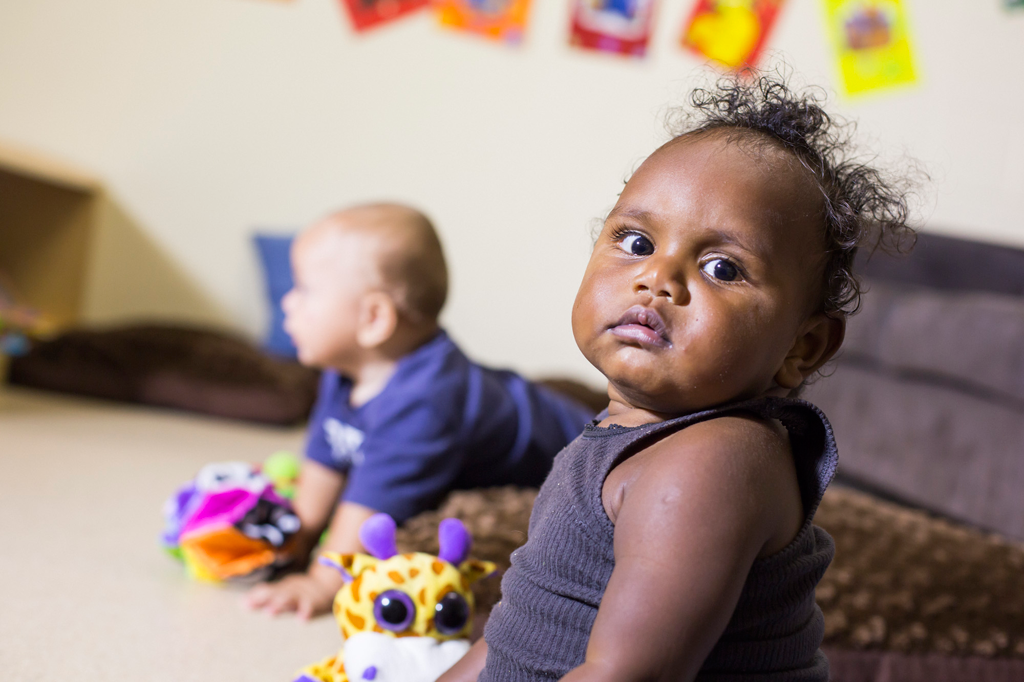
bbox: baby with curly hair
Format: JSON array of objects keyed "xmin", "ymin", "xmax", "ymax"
[{"xmin": 439, "ymin": 73, "xmax": 915, "ymax": 682}]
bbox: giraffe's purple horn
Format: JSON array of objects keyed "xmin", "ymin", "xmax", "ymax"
[
  {"xmin": 437, "ymin": 518, "xmax": 471, "ymax": 565},
  {"xmin": 359, "ymin": 513, "xmax": 398, "ymax": 560}
]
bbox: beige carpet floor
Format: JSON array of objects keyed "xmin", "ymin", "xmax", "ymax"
[{"xmin": 0, "ymin": 386, "xmax": 339, "ymax": 681}]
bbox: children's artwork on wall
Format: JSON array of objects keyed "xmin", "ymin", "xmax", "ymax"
[
  {"xmin": 339, "ymin": 0, "xmax": 430, "ymax": 32},
  {"xmin": 569, "ymin": 0, "xmax": 657, "ymax": 58},
  {"xmin": 435, "ymin": 0, "xmax": 531, "ymax": 44},
  {"xmin": 824, "ymin": 0, "xmax": 917, "ymax": 96},
  {"xmin": 681, "ymin": 0, "xmax": 786, "ymax": 71}
]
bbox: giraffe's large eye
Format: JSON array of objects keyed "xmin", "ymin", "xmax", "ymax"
[
  {"xmin": 374, "ymin": 590, "xmax": 416, "ymax": 632},
  {"xmin": 433, "ymin": 591, "xmax": 469, "ymax": 635}
]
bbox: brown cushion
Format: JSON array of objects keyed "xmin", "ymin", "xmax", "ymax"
[
  {"xmin": 857, "ymin": 231, "xmax": 1024, "ymax": 299},
  {"xmin": 6, "ymin": 324, "xmax": 320, "ymax": 425}
]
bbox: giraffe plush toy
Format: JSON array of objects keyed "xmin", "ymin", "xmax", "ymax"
[{"xmin": 293, "ymin": 514, "xmax": 497, "ymax": 682}]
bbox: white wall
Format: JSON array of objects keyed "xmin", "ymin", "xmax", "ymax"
[{"xmin": 0, "ymin": 0, "xmax": 1021, "ymax": 383}]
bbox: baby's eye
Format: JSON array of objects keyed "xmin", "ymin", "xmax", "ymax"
[
  {"xmin": 617, "ymin": 233, "xmax": 654, "ymax": 256},
  {"xmin": 701, "ymin": 258, "xmax": 741, "ymax": 282}
]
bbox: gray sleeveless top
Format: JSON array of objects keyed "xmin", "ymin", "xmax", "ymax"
[{"xmin": 480, "ymin": 396, "xmax": 837, "ymax": 682}]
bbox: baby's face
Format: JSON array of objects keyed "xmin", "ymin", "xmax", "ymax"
[
  {"xmin": 282, "ymin": 223, "xmax": 383, "ymax": 369},
  {"xmin": 572, "ymin": 132, "xmax": 827, "ymax": 414}
]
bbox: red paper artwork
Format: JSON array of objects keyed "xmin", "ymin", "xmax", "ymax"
[
  {"xmin": 570, "ymin": 0, "xmax": 657, "ymax": 58},
  {"xmin": 339, "ymin": 0, "xmax": 430, "ymax": 32}
]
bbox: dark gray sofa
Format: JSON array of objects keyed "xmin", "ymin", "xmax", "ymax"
[{"xmin": 804, "ymin": 232, "xmax": 1024, "ymax": 542}]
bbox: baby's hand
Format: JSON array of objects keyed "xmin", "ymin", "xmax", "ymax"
[{"xmin": 245, "ymin": 571, "xmax": 340, "ymax": 620}]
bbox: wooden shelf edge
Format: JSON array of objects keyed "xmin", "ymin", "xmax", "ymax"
[{"xmin": 0, "ymin": 139, "xmax": 101, "ymax": 194}]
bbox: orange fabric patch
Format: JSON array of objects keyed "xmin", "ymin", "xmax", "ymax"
[
  {"xmin": 179, "ymin": 527, "xmax": 275, "ymax": 580},
  {"xmin": 346, "ymin": 608, "xmax": 366, "ymax": 630},
  {"xmin": 409, "ymin": 567, "xmax": 420, "ymax": 578},
  {"xmin": 432, "ymin": 560, "xmax": 444, "ymax": 575},
  {"xmin": 350, "ymin": 574, "xmax": 362, "ymax": 602},
  {"xmin": 387, "ymin": 570, "xmax": 406, "ymax": 583}
]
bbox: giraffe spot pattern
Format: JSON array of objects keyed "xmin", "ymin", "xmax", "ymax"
[
  {"xmin": 346, "ymin": 608, "xmax": 365, "ymax": 630},
  {"xmin": 387, "ymin": 570, "xmax": 405, "ymax": 583},
  {"xmin": 431, "ymin": 560, "xmax": 444, "ymax": 575},
  {"xmin": 350, "ymin": 574, "xmax": 363, "ymax": 603}
]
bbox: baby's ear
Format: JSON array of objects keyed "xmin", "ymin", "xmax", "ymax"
[
  {"xmin": 775, "ymin": 313, "xmax": 845, "ymax": 389},
  {"xmin": 356, "ymin": 291, "xmax": 399, "ymax": 349}
]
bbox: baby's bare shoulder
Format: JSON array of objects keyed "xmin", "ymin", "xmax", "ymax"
[
  {"xmin": 606, "ymin": 414, "xmax": 797, "ymax": 533},
  {"xmin": 647, "ymin": 414, "xmax": 789, "ymax": 482}
]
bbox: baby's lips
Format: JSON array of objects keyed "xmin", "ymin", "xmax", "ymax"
[
  {"xmin": 612, "ymin": 305, "xmax": 670, "ymax": 342},
  {"xmin": 609, "ymin": 323, "xmax": 670, "ymax": 348}
]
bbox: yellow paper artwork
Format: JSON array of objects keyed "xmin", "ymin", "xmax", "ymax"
[
  {"xmin": 682, "ymin": 1, "xmax": 785, "ymax": 71},
  {"xmin": 824, "ymin": 0, "xmax": 917, "ymax": 96}
]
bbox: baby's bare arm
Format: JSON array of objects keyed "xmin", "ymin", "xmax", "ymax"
[
  {"xmin": 563, "ymin": 417, "xmax": 800, "ymax": 682},
  {"xmin": 246, "ymin": 461, "xmax": 377, "ymax": 619},
  {"xmin": 289, "ymin": 459, "xmax": 348, "ymax": 558}
]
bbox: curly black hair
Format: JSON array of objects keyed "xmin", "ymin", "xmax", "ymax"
[{"xmin": 665, "ymin": 73, "xmax": 918, "ymax": 317}]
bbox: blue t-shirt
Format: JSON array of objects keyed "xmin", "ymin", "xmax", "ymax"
[{"xmin": 305, "ymin": 330, "xmax": 595, "ymax": 523}]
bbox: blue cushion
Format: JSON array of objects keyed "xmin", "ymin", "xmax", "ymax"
[{"xmin": 253, "ymin": 233, "xmax": 297, "ymax": 358}]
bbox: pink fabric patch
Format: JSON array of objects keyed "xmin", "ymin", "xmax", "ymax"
[{"xmin": 180, "ymin": 486, "xmax": 264, "ymax": 539}]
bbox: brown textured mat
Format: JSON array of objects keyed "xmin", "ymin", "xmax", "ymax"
[
  {"xmin": 815, "ymin": 487, "xmax": 1024, "ymax": 658},
  {"xmin": 823, "ymin": 647, "xmax": 1024, "ymax": 682},
  {"xmin": 396, "ymin": 484, "xmax": 1024, "ymax": 668}
]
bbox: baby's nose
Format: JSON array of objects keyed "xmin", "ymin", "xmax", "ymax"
[
  {"xmin": 633, "ymin": 260, "xmax": 689, "ymax": 304},
  {"xmin": 281, "ymin": 289, "xmax": 297, "ymax": 313}
]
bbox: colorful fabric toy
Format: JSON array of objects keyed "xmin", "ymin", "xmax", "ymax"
[
  {"xmin": 161, "ymin": 455, "xmax": 301, "ymax": 582},
  {"xmin": 294, "ymin": 514, "xmax": 497, "ymax": 682}
]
